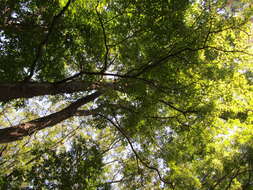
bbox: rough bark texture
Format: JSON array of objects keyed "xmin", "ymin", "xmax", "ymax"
[
  {"xmin": 0, "ymin": 91, "xmax": 102, "ymax": 144},
  {"xmin": 0, "ymin": 81, "xmax": 96, "ymax": 102}
]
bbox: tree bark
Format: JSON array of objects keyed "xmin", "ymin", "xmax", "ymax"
[
  {"xmin": 0, "ymin": 91, "xmax": 102, "ymax": 144},
  {"xmin": 0, "ymin": 81, "xmax": 99, "ymax": 102}
]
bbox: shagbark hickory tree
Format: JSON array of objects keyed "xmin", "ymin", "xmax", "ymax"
[{"xmin": 0, "ymin": 0, "xmax": 253, "ymax": 189}]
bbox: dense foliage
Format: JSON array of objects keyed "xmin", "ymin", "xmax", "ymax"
[
  {"xmin": 0, "ymin": 137, "xmax": 106, "ymax": 189},
  {"xmin": 0, "ymin": 0, "xmax": 253, "ymax": 189}
]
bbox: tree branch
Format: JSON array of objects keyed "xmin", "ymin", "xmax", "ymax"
[
  {"xmin": 0, "ymin": 81, "xmax": 111, "ymax": 102},
  {"xmin": 96, "ymin": 5, "xmax": 109, "ymax": 72},
  {"xmin": 99, "ymin": 114, "xmax": 174, "ymax": 188},
  {"xmin": 25, "ymin": 0, "xmax": 73, "ymax": 81},
  {"xmin": 159, "ymin": 100, "xmax": 197, "ymax": 117},
  {"xmin": 74, "ymin": 107, "xmax": 103, "ymax": 116},
  {"xmin": 0, "ymin": 81, "xmax": 88, "ymax": 102},
  {"xmin": 0, "ymin": 91, "xmax": 101, "ymax": 144}
]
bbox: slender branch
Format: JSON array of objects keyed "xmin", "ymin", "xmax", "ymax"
[
  {"xmin": 131, "ymin": 46, "xmax": 208, "ymax": 77},
  {"xmin": 54, "ymin": 72, "xmax": 83, "ymax": 84},
  {"xmin": 159, "ymin": 99, "xmax": 197, "ymax": 117},
  {"xmin": 210, "ymin": 168, "xmax": 253, "ymax": 190},
  {"xmin": 224, "ymin": 169, "xmax": 240, "ymax": 190},
  {"xmin": 3, "ymin": 112, "xmax": 13, "ymax": 127},
  {"xmin": 130, "ymin": 43, "xmax": 252, "ymax": 78},
  {"xmin": 0, "ymin": 145, "xmax": 7, "ymax": 157},
  {"xmin": 210, "ymin": 168, "xmax": 236, "ymax": 189},
  {"xmin": 203, "ymin": 18, "xmax": 213, "ymax": 47},
  {"xmin": 74, "ymin": 107, "xmax": 103, "ymax": 116},
  {"xmin": 100, "ymin": 137, "xmax": 122, "ymax": 156},
  {"xmin": 26, "ymin": 0, "xmax": 73, "ymax": 81},
  {"xmin": 99, "ymin": 114, "xmax": 174, "ymax": 187},
  {"xmin": 24, "ymin": 124, "xmax": 84, "ymax": 166},
  {"xmin": 96, "ymin": 4, "xmax": 109, "ymax": 72},
  {"xmin": 207, "ymin": 46, "xmax": 253, "ymax": 56},
  {"xmin": 107, "ymin": 103, "xmax": 179, "ymax": 121}
]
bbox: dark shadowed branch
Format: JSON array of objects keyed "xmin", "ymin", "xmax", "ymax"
[
  {"xmin": 26, "ymin": 0, "xmax": 73, "ymax": 81},
  {"xmin": 0, "ymin": 91, "xmax": 102, "ymax": 144}
]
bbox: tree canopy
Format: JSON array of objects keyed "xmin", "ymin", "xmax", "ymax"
[{"xmin": 0, "ymin": 0, "xmax": 253, "ymax": 189}]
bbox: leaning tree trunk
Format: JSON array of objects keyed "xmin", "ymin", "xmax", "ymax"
[
  {"xmin": 0, "ymin": 81, "xmax": 104, "ymax": 102},
  {"xmin": 0, "ymin": 91, "xmax": 102, "ymax": 144}
]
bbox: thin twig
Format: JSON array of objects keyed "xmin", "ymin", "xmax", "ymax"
[{"xmin": 98, "ymin": 113, "xmax": 174, "ymax": 188}]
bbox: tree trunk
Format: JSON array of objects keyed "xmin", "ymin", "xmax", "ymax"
[
  {"xmin": 0, "ymin": 91, "xmax": 102, "ymax": 144},
  {"xmin": 0, "ymin": 81, "xmax": 98, "ymax": 102}
]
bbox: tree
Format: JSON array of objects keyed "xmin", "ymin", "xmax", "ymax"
[{"xmin": 0, "ymin": 0, "xmax": 253, "ymax": 189}]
